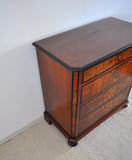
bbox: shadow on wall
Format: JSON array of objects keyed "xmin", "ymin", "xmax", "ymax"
[
  {"xmin": 0, "ymin": 43, "xmax": 40, "ymax": 100},
  {"xmin": 0, "ymin": 43, "xmax": 44, "ymax": 141}
]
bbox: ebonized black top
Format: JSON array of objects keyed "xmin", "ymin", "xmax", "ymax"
[{"xmin": 33, "ymin": 17, "xmax": 132, "ymax": 71}]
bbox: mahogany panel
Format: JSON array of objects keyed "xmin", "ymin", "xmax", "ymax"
[
  {"xmin": 75, "ymin": 100, "xmax": 128, "ymax": 141},
  {"xmin": 81, "ymin": 59, "xmax": 132, "ymax": 103},
  {"xmin": 71, "ymin": 71, "xmax": 79, "ymax": 137},
  {"xmin": 36, "ymin": 48, "xmax": 72, "ymax": 135},
  {"xmin": 79, "ymin": 86, "xmax": 131, "ymax": 134},
  {"xmin": 83, "ymin": 47, "xmax": 132, "ymax": 83},
  {"xmin": 33, "ymin": 17, "xmax": 132, "ymax": 70},
  {"xmin": 33, "ymin": 17, "xmax": 132, "ymax": 146},
  {"xmin": 80, "ymin": 76, "xmax": 132, "ymax": 120},
  {"xmin": 75, "ymin": 71, "xmax": 83, "ymax": 137}
]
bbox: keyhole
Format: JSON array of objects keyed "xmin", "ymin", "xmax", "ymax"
[
  {"xmin": 114, "ymin": 72, "xmax": 117, "ymax": 78},
  {"xmin": 119, "ymin": 55, "xmax": 122, "ymax": 60}
]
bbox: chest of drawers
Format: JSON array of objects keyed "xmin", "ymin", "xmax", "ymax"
[{"xmin": 33, "ymin": 17, "xmax": 132, "ymax": 146}]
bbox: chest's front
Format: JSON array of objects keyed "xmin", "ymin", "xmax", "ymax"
[{"xmin": 33, "ymin": 17, "xmax": 132, "ymax": 146}]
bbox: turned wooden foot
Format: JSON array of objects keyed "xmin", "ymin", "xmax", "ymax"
[
  {"xmin": 122, "ymin": 104, "xmax": 128, "ymax": 109},
  {"xmin": 68, "ymin": 140, "xmax": 78, "ymax": 147}
]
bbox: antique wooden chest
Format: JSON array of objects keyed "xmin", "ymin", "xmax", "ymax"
[{"xmin": 33, "ymin": 17, "xmax": 132, "ymax": 146}]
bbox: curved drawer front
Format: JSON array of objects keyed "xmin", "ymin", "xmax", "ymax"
[
  {"xmin": 83, "ymin": 47, "xmax": 132, "ymax": 83},
  {"xmin": 81, "ymin": 59, "xmax": 132, "ymax": 104},
  {"xmin": 80, "ymin": 76, "xmax": 132, "ymax": 120},
  {"xmin": 79, "ymin": 86, "xmax": 131, "ymax": 135}
]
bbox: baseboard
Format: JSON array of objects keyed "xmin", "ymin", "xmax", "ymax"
[{"xmin": 0, "ymin": 115, "xmax": 43, "ymax": 145}]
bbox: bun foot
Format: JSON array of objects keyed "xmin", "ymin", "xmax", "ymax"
[
  {"xmin": 122, "ymin": 104, "xmax": 128, "ymax": 109},
  {"xmin": 48, "ymin": 120, "xmax": 52, "ymax": 125},
  {"xmin": 68, "ymin": 140, "xmax": 78, "ymax": 147},
  {"xmin": 44, "ymin": 112, "xmax": 52, "ymax": 125}
]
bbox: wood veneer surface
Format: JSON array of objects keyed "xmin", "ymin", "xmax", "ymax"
[{"xmin": 33, "ymin": 17, "xmax": 132, "ymax": 71}]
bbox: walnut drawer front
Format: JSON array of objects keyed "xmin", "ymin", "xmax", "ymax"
[
  {"xmin": 81, "ymin": 59, "xmax": 132, "ymax": 104},
  {"xmin": 83, "ymin": 47, "xmax": 132, "ymax": 83},
  {"xmin": 79, "ymin": 86, "xmax": 131, "ymax": 134},
  {"xmin": 80, "ymin": 76, "xmax": 132, "ymax": 120}
]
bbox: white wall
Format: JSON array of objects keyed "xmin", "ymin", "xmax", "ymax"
[{"xmin": 0, "ymin": 0, "xmax": 132, "ymax": 143}]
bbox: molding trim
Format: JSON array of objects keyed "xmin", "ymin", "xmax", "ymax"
[
  {"xmin": 33, "ymin": 42, "xmax": 132, "ymax": 72},
  {"xmin": 0, "ymin": 115, "xmax": 43, "ymax": 145}
]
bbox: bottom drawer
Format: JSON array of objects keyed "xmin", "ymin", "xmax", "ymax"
[
  {"xmin": 80, "ymin": 76, "xmax": 131, "ymax": 120},
  {"xmin": 78, "ymin": 85, "xmax": 131, "ymax": 135}
]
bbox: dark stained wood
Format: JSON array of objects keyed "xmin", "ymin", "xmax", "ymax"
[
  {"xmin": 81, "ymin": 58, "xmax": 132, "ymax": 103},
  {"xmin": 79, "ymin": 86, "xmax": 131, "ymax": 134},
  {"xmin": 33, "ymin": 18, "xmax": 132, "ymax": 146},
  {"xmin": 83, "ymin": 47, "xmax": 132, "ymax": 83},
  {"xmin": 71, "ymin": 71, "xmax": 79, "ymax": 138},
  {"xmin": 44, "ymin": 100, "xmax": 129, "ymax": 143},
  {"xmin": 68, "ymin": 140, "xmax": 78, "ymax": 147},
  {"xmin": 75, "ymin": 71, "xmax": 83, "ymax": 137},
  {"xmin": 44, "ymin": 111, "xmax": 71, "ymax": 140},
  {"xmin": 44, "ymin": 113, "xmax": 52, "ymax": 125},
  {"xmin": 80, "ymin": 76, "xmax": 132, "ymax": 120},
  {"xmin": 33, "ymin": 17, "xmax": 132, "ymax": 71},
  {"xmin": 75, "ymin": 100, "xmax": 128, "ymax": 141},
  {"xmin": 36, "ymin": 48, "xmax": 72, "ymax": 136},
  {"xmin": 122, "ymin": 104, "xmax": 128, "ymax": 108}
]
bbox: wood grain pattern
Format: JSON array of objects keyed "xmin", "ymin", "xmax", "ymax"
[
  {"xmin": 33, "ymin": 17, "xmax": 132, "ymax": 146},
  {"xmin": 75, "ymin": 71, "xmax": 83, "ymax": 137},
  {"xmin": 83, "ymin": 47, "xmax": 132, "ymax": 83},
  {"xmin": 36, "ymin": 48, "xmax": 72, "ymax": 135},
  {"xmin": 71, "ymin": 71, "xmax": 79, "ymax": 137},
  {"xmin": 81, "ymin": 59, "xmax": 132, "ymax": 103},
  {"xmin": 79, "ymin": 86, "xmax": 131, "ymax": 134},
  {"xmin": 80, "ymin": 76, "xmax": 132, "ymax": 120},
  {"xmin": 33, "ymin": 17, "xmax": 132, "ymax": 71},
  {"xmin": 75, "ymin": 100, "xmax": 128, "ymax": 141}
]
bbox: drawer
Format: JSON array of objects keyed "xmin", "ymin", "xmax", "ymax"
[
  {"xmin": 81, "ymin": 59, "xmax": 132, "ymax": 103},
  {"xmin": 79, "ymin": 86, "xmax": 131, "ymax": 134},
  {"xmin": 83, "ymin": 47, "xmax": 132, "ymax": 83},
  {"xmin": 80, "ymin": 76, "xmax": 132, "ymax": 120}
]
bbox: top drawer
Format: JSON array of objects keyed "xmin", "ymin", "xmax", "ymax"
[{"xmin": 83, "ymin": 47, "xmax": 132, "ymax": 83}]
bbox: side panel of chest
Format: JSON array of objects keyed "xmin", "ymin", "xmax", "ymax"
[{"xmin": 36, "ymin": 48, "xmax": 73, "ymax": 136}]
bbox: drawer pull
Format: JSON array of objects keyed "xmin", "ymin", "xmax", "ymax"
[
  {"xmin": 114, "ymin": 72, "xmax": 117, "ymax": 78},
  {"xmin": 118, "ymin": 55, "xmax": 122, "ymax": 60}
]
